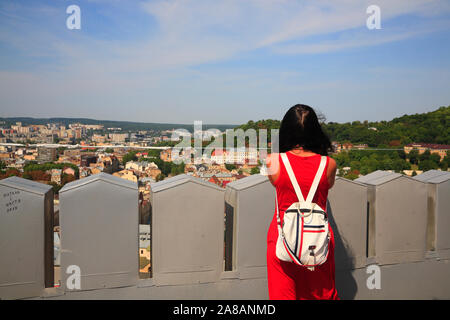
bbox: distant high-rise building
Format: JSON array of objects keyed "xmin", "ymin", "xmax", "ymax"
[
  {"xmin": 37, "ymin": 147, "xmax": 57, "ymax": 163},
  {"xmin": 75, "ymin": 128, "xmax": 82, "ymax": 139},
  {"xmin": 63, "ymin": 149, "xmax": 81, "ymax": 158},
  {"xmin": 92, "ymin": 134, "xmax": 106, "ymax": 144},
  {"xmin": 110, "ymin": 133, "xmax": 128, "ymax": 143},
  {"xmin": 80, "ymin": 154, "xmax": 98, "ymax": 167}
]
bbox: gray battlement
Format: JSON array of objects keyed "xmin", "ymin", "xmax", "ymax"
[{"xmin": 1, "ymin": 171, "xmax": 449, "ymax": 300}]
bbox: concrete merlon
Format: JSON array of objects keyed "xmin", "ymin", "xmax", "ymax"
[
  {"xmin": 60, "ymin": 172, "xmax": 138, "ymax": 193},
  {"xmin": 1, "ymin": 170, "xmax": 450, "ymax": 299}
]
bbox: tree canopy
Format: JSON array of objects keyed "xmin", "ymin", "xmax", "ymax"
[{"xmin": 235, "ymin": 106, "xmax": 450, "ymax": 147}]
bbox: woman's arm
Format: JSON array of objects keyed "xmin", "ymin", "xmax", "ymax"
[
  {"xmin": 266, "ymin": 153, "xmax": 280, "ymax": 186},
  {"xmin": 327, "ymin": 157, "xmax": 337, "ymax": 189}
]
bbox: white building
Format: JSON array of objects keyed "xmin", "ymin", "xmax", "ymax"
[
  {"xmin": 109, "ymin": 133, "xmax": 129, "ymax": 143},
  {"xmin": 126, "ymin": 161, "xmax": 158, "ymax": 172},
  {"xmin": 210, "ymin": 149, "xmax": 259, "ymax": 165}
]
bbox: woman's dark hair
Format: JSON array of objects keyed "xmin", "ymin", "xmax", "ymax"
[{"xmin": 279, "ymin": 104, "xmax": 332, "ymax": 155}]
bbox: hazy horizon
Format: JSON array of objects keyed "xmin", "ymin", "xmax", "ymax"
[{"xmin": 1, "ymin": 104, "xmax": 448, "ymax": 127}]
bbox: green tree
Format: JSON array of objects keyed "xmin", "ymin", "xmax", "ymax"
[
  {"xmin": 146, "ymin": 149, "xmax": 161, "ymax": 158},
  {"xmin": 419, "ymin": 150, "xmax": 431, "ymax": 162},
  {"xmin": 343, "ymin": 170, "xmax": 359, "ymax": 180},
  {"xmin": 225, "ymin": 163, "xmax": 237, "ymax": 171},
  {"xmin": 139, "ymin": 256, "xmax": 150, "ymax": 269},
  {"xmin": 397, "ymin": 150, "xmax": 407, "ymax": 160},
  {"xmin": 5, "ymin": 168, "xmax": 20, "ymax": 177},
  {"xmin": 250, "ymin": 167, "xmax": 260, "ymax": 175},
  {"xmin": 419, "ymin": 159, "xmax": 439, "ymax": 171},
  {"xmin": 439, "ymin": 155, "xmax": 449, "ymax": 171},
  {"xmin": 392, "ymin": 158, "xmax": 410, "ymax": 173},
  {"xmin": 429, "ymin": 153, "xmax": 441, "ymax": 165},
  {"xmin": 349, "ymin": 160, "xmax": 361, "ymax": 171},
  {"xmin": 48, "ymin": 182, "xmax": 62, "ymax": 194},
  {"xmin": 23, "ymin": 162, "xmax": 79, "ymax": 179},
  {"xmin": 122, "ymin": 151, "xmax": 138, "ymax": 165},
  {"xmin": 408, "ymin": 149, "xmax": 419, "ymax": 165}
]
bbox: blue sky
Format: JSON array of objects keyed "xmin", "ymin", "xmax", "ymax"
[{"xmin": 0, "ymin": 0, "xmax": 449, "ymax": 124}]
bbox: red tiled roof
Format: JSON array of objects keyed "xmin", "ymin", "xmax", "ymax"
[
  {"xmin": 221, "ymin": 180, "xmax": 231, "ymax": 187},
  {"xmin": 211, "ymin": 149, "xmax": 226, "ymax": 156},
  {"xmin": 208, "ymin": 175, "xmax": 220, "ymax": 185},
  {"xmin": 406, "ymin": 143, "xmax": 450, "ymax": 150}
]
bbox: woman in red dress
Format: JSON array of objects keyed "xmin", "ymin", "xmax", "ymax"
[{"xmin": 266, "ymin": 104, "xmax": 339, "ymax": 300}]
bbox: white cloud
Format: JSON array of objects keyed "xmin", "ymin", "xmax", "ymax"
[
  {"xmin": 64, "ymin": 0, "xmax": 448, "ymax": 73},
  {"xmin": 271, "ymin": 18, "xmax": 450, "ymax": 54},
  {"xmin": 1, "ymin": 0, "xmax": 450, "ymax": 122},
  {"xmin": 136, "ymin": 0, "xmax": 450, "ymax": 64},
  {"xmin": 2, "ymin": 0, "xmax": 449, "ymax": 72}
]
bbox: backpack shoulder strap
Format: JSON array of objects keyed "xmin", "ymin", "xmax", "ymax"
[
  {"xmin": 280, "ymin": 153, "xmax": 305, "ymax": 203},
  {"xmin": 305, "ymin": 156, "xmax": 327, "ymax": 203}
]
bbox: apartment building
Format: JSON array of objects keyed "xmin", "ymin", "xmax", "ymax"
[
  {"xmin": 37, "ymin": 147, "xmax": 57, "ymax": 163},
  {"xmin": 404, "ymin": 143, "xmax": 450, "ymax": 160}
]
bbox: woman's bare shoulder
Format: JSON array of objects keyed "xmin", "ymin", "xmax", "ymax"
[
  {"xmin": 266, "ymin": 152, "xmax": 280, "ymax": 166},
  {"xmin": 328, "ymin": 157, "xmax": 337, "ymax": 169}
]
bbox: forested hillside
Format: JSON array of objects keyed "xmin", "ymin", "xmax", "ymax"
[
  {"xmin": 325, "ymin": 106, "xmax": 449, "ymax": 146},
  {"xmin": 236, "ymin": 106, "xmax": 450, "ymax": 147}
]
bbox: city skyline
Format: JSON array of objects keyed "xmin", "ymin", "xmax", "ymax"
[
  {"xmin": 2, "ymin": 104, "xmax": 448, "ymax": 127},
  {"xmin": 1, "ymin": 0, "xmax": 450, "ymax": 124}
]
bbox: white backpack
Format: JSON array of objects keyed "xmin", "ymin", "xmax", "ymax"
[{"xmin": 275, "ymin": 153, "xmax": 330, "ymax": 271}]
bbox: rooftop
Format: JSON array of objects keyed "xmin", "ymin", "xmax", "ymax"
[
  {"xmin": 354, "ymin": 170, "xmax": 402, "ymax": 185},
  {"xmin": 150, "ymin": 174, "xmax": 224, "ymax": 193},
  {"xmin": 413, "ymin": 170, "xmax": 450, "ymax": 184},
  {"xmin": 405, "ymin": 143, "xmax": 450, "ymax": 149},
  {"xmin": 0, "ymin": 175, "xmax": 52, "ymax": 195},
  {"xmin": 60, "ymin": 172, "xmax": 137, "ymax": 192}
]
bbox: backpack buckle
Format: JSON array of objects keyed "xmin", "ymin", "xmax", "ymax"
[
  {"xmin": 298, "ymin": 202, "xmax": 315, "ymax": 218},
  {"xmin": 308, "ymin": 245, "xmax": 316, "ymax": 256}
]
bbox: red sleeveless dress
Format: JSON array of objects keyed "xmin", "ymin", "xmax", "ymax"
[{"xmin": 266, "ymin": 152, "xmax": 339, "ymax": 300}]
